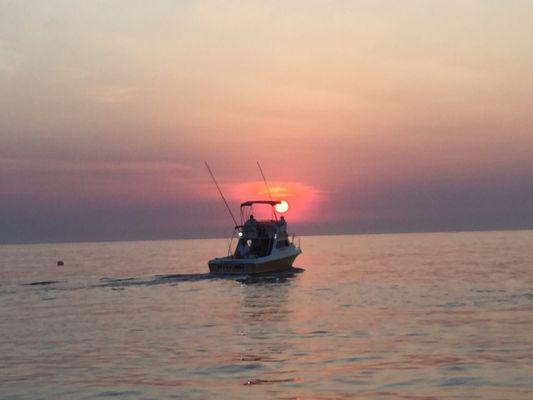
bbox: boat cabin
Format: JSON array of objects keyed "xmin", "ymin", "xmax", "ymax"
[{"xmin": 233, "ymin": 200, "xmax": 292, "ymax": 259}]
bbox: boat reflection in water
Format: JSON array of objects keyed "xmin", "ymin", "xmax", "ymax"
[{"xmin": 233, "ymin": 267, "xmax": 302, "ymax": 386}]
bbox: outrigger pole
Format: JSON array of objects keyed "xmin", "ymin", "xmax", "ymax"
[
  {"xmin": 257, "ymin": 161, "xmax": 278, "ymax": 221},
  {"xmin": 204, "ymin": 162, "xmax": 239, "ymax": 227}
]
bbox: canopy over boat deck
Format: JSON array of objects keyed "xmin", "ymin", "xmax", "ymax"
[{"xmin": 240, "ymin": 200, "xmax": 281, "ymax": 207}]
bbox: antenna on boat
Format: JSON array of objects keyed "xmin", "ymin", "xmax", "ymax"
[
  {"xmin": 257, "ymin": 161, "xmax": 278, "ymax": 221},
  {"xmin": 205, "ymin": 162, "xmax": 239, "ymax": 227}
]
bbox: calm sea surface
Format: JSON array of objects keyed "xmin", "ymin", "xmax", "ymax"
[{"xmin": 1, "ymin": 231, "xmax": 532, "ymax": 399}]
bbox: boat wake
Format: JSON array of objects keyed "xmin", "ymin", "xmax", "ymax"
[
  {"xmin": 99, "ymin": 267, "xmax": 305, "ymax": 288},
  {"xmin": 18, "ymin": 268, "xmax": 305, "ymax": 292}
]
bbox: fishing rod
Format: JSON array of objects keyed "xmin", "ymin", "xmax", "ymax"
[
  {"xmin": 257, "ymin": 161, "xmax": 278, "ymax": 221},
  {"xmin": 257, "ymin": 161, "xmax": 273, "ymax": 202},
  {"xmin": 204, "ymin": 162, "xmax": 239, "ymax": 228}
]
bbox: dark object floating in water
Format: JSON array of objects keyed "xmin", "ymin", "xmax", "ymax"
[
  {"xmin": 57, "ymin": 260, "xmax": 64, "ymax": 266},
  {"xmin": 24, "ymin": 281, "xmax": 59, "ymax": 286}
]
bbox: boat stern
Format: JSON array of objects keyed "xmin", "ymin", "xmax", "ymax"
[{"xmin": 208, "ymin": 250, "xmax": 300, "ymax": 275}]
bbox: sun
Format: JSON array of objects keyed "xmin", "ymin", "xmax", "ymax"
[{"xmin": 275, "ymin": 200, "xmax": 289, "ymax": 213}]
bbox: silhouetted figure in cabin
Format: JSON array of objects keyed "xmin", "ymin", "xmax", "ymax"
[
  {"xmin": 244, "ymin": 214, "xmax": 258, "ymax": 237},
  {"xmin": 235, "ymin": 239, "xmax": 250, "ymax": 258}
]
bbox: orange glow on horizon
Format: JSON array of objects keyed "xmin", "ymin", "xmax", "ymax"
[{"xmin": 229, "ymin": 181, "xmax": 322, "ymax": 223}]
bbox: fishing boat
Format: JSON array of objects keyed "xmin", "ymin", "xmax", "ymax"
[
  {"xmin": 205, "ymin": 162, "xmax": 302, "ymax": 275},
  {"xmin": 208, "ymin": 200, "xmax": 302, "ymax": 274}
]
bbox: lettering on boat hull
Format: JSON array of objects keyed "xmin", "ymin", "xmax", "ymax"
[{"xmin": 208, "ymin": 254, "xmax": 299, "ymax": 275}]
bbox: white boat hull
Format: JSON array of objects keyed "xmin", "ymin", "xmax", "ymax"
[{"xmin": 209, "ymin": 247, "xmax": 301, "ymax": 275}]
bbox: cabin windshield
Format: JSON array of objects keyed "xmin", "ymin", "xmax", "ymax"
[
  {"xmin": 234, "ymin": 237, "xmax": 273, "ymax": 258},
  {"xmin": 233, "ymin": 216, "xmax": 289, "ymax": 259}
]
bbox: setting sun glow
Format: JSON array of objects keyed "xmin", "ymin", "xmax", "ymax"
[{"xmin": 275, "ymin": 200, "xmax": 289, "ymax": 214}]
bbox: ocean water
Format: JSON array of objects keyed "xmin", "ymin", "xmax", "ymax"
[{"xmin": 1, "ymin": 231, "xmax": 532, "ymax": 399}]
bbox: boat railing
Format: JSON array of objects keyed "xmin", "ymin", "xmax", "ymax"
[
  {"xmin": 227, "ymin": 233, "xmax": 235, "ymax": 257},
  {"xmin": 289, "ymin": 233, "xmax": 301, "ymax": 250}
]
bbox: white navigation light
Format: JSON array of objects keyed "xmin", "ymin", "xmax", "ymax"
[
  {"xmin": 275, "ymin": 200, "xmax": 289, "ymax": 213},
  {"xmin": 238, "ymin": 231, "xmax": 243, "ymax": 237}
]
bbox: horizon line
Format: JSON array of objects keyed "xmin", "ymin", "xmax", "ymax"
[{"xmin": 1, "ymin": 226, "xmax": 532, "ymax": 247}]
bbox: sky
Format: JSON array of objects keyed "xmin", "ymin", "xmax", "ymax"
[{"xmin": 1, "ymin": 0, "xmax": 533, "ymax": 243}]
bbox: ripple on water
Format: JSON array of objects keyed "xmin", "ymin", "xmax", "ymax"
[
  {"xmin": 243, "ymin": 378, "xmax": 295, "ymax": 385},
  {"xmin": 95, "ymin": 390, "xmax": 143, "ymax": 397},
  {"xmin": 438, "ymin": 377, "xmax": 489, "ymax": 387},
  {"xmin": 199, "ymin": 363, "xmax": 264, "ymax": 376},
  {"xmin": 23, "ymin": 280, "xmax": 60, "ymax": 286}
]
